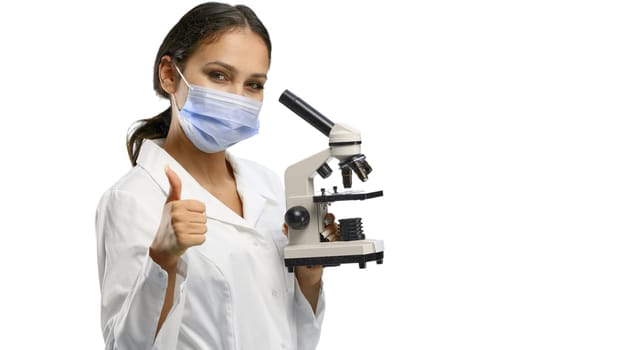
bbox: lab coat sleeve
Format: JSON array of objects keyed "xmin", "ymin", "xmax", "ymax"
[
  {"xmin": 96, "ymin": 189, "xmax": 188, "ymax": 350},
  {"xmin": 293, "ymin": 274, "xmax": 326, "ymax": 350}
]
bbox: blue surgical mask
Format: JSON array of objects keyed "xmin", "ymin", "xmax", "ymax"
[{"xmin": 173, "ymin": 65, "xmax": 262, "ymax": 153}]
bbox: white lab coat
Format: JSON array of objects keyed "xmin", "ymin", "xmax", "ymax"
[{"xmin": 95, "ymin": 139, "xmax": 324, "ymax": 350}]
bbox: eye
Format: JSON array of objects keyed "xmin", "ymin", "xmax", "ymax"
[
  {"xmin": 208, "ymin": 71, "xmax": 228, "ymax": 82},
  {"xmin": 247, "ymin": 81, "xmax": 264, "ymax": 91}
]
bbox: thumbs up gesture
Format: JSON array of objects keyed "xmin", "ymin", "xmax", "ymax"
[{"xmin": 150, "ymin": 166, "xmax": 208, "ymax": 269}]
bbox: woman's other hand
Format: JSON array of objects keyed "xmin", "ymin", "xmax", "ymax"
[
  {"xmin": 282, "ymin": 212, "xmax": 338, "ymax": 313},
  {"xmin": 282, "ymin": 213, "xmax": 339, "ymax": 282}
]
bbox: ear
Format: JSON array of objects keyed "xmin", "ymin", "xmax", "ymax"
[{"xmin": 159, "ymin": 55, "xmax": 178, "ymax": 95}]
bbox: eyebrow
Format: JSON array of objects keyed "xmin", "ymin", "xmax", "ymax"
[{"xmin": 205, "ymin": 61, "xmax": 268, "ymax": 79}]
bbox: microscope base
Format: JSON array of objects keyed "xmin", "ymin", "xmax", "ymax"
[{"xmin": 284, "ymin": 240, "xmax": 384, "ymax": 272}]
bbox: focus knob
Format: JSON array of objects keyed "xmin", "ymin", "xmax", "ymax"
[{"xmin": 284, "ymin": 206, "xmax": 310, "ymax": 230}]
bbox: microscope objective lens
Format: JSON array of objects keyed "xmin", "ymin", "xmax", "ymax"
[
  {"xmin": 362, "ymin": 160, "xmax": 373, "ymax": 175},
  {"xmin": 352, "ymin": 162, "xmax": 369, "ymax": 182},
  {"xmin": 341, "ymin": 168, "xmax": 352, "ymax": 188}
]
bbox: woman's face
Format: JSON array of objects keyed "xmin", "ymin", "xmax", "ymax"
[{"xmin": 175, "ymin": 28, "xmax": 270, "ymax": 104}]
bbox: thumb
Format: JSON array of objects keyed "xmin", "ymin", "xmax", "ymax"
[{"xmin": 165, "ymin": 166, "xmax": 182, "ymax": 203}]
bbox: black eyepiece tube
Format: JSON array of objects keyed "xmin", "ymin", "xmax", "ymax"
[{"xmin": 279, "ymin": 90, "xmax": 335, "ymax": 137}]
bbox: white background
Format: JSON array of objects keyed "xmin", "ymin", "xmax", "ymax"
[{"xmin": 0, "ymin": 0, "xmax": 621, "ymax": 349}]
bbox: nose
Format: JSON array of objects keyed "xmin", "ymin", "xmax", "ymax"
[{"xmin": 226, "ymin": 83, "xmax": 245, "ymax": 97}]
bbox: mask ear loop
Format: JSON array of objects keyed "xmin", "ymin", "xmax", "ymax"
[
  {"xmin": 173, "ymin": 63, "xmax": 191, "ymax": 89},
  {"xmin": 171, "ymin": 63, "xmax": 191, "ymax": 111}
]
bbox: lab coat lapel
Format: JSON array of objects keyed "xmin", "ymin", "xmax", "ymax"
[
  {"xmin": 227, "ymin": 151, "xmax": 275, "ymax": 228},
  {"xmin": 238, "ymin": 183, "xmax": 267, "ymax": 228}
]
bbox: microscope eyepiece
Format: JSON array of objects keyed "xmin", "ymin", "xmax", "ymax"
[{"xmin": 279, "ymin": 90, "xmax": 335, "ymax": 137}]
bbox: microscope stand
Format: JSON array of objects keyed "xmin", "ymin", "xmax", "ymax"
[{"xmin": 284, "ymin": 239, "xmax": 384, "ymax": 272}]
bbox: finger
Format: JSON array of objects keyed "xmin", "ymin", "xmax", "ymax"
[
  {"xmin": 324, "ymin": 223, "xmax": 339, "ymax": 234},
  {"xmin": 282, "ymin": 223, "xmax": 288, "ymax": 237},
  {"xmin": 323, "ymin": 213, "xmax": 335, "ymax": 226},
  {"xmin": 326, "ymin": 232, "xmax": 339, "ymax": 242},
  {"xmin": 174, "ymin": 211, "xmax": 207, "ymax": 224},
  {"xmin": 181, "ymin": 199, "xmax": 206, "ymax": 213},
  {"xmin": 173, "ymin": 223, "xmax": 207, "ymax": 239},
  {"xmin": 187, "ymin": 212, "xmax": 207, "ymax": 224},
  {"xmin": 178, "ymin": 232, "xmax": 207, "ymax": 247},
  {"xmin": 173, "ymin": 222, "xmax": 208, "ymax": 235},
  {"xmin": 165, "ymin": 166, "xmax": 182, "ymax": 203},
  {"xmin": 321, "ymin": 227, "xmax": 338, "ymax": 237},
  {"xmin": 321, "ymin": 227, "xmax": 339, "ymax": 239}
]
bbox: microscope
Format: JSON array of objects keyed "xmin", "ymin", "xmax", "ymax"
[{"xmin": 279, "ymin": 90, "xmax": 384, "ymax": 272}]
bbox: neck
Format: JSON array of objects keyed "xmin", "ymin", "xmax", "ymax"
[{"xmin": 163, "ymin": 120, "xmax": 234, "ymax": 187}]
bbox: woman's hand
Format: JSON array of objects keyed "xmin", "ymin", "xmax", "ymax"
[
  {"xmin": 282, "ymin": 213, "xmax": 338, "ymax": 313},
  {"xmin": 150, "ymin": 167, "xmax": 208, "ymax": 270}
]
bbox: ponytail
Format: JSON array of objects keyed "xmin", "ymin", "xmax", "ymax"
[{"xmin": 126, "ymin": 107, "xmax": 171, "ymax": 166}]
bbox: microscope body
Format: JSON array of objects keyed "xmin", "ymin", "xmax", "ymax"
[{"xmin": 280, "ymin": 90, "xmax": 384, "ymax": 272}]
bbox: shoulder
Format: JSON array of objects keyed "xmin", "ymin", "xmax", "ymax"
[
  {"xmin": 112, "ymin": 165, "xmax": 158, "ymax": 192},
  {"xmin": 96, "ymin": 165, "xmax": 164, "ymax": 213}
]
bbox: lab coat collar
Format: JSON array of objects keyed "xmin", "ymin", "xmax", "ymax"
[
  {"xmin": 136, "ymin": 139, "xmax": 276, "ymax": 229},
  {"xmin": 225, "ymin": 151, "xmax": 273, "ymax": 228}
]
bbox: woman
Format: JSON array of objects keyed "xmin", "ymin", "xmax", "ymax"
[{"xmin": 95, "ymin": 3, "xmax": 337, "ymax": 349}]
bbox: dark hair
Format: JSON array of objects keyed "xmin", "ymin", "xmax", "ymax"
[{"xmin": 126, "ymin": 2, "xmax": 272, "ymax": 166}]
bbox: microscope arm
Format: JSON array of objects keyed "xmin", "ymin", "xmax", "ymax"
[{"xmin": 284, "ymin": 148, "xmax": 332, "ymax": 199}]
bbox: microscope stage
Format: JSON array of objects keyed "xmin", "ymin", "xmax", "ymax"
[
  {"xmin": 313, "ymin": 190, "xmax": 384, "ymax": 203},
  {"xmin": 284, "ymin": 239, "xmax": 384, "ymax": 271}
]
